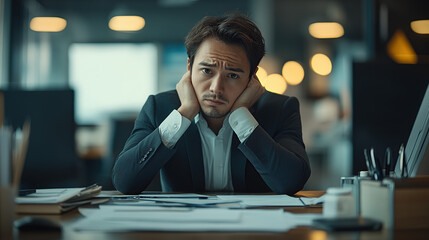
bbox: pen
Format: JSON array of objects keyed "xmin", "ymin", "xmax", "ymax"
[
  {"xmin": 363, "ymin": 149, "xmax": 374, "ymax": 178},
  {"xmin": 370, "ymin": 148, "xmax": 382, "ymax": 181},
  {"xmin": 398, "ymin": 144, "xmax": 408, "ymax": 178},
  {"xmin": 384, "ymin": 147, "xmax": 392, "ymax": 177}
]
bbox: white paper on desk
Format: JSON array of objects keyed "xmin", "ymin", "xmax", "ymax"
[
  {"xmin": 15, "ymin": 188, "xmax": 84, "ymax": 204},
  {"xmin": 72, "ymin": 208, "xmax": 292, "ymax": 232},
  {"xmin": 217, "ymin": 195, "xmax": 304, "ymax": 207},
  {"xmin": 82, "ymin": 207, "xmax": 241, "ymax": 223},
  {"xmin": 283, "ymin": 212, "xmax": 323, "ymax": 227},
  {"xmin": 143, "ymin": 197, "xmax": 241, "ymax": 206},
  {"xmin": 139, "ymin": 193, "xmax": 211, "ymax": 198},
  {"xmin": 108, "ymin": 199, "xmax": 185, "ymax": 207},
  {"xmin": 99, "ymin": 205, "xmax": 192, "ymax": 212}
]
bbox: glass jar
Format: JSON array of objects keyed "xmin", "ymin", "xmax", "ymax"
[{"xmin": 323, "ymin": 187, "xmax": 356, "ymax": 218}]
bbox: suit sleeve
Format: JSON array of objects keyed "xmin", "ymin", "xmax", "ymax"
[
  {"xmin": 112, "ymin": 95, "xmax": 178, "ymax": 194},
  {"xmin": 238, "ymin": 96, "xmax": 311, "ymax": 195}
]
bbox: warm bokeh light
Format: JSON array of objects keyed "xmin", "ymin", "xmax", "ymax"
[
  {"xmin": 282, "ymin": 61, "xmax": 304, "ymax": 85},
  {"xmin": 309, "ymin": 230, "xmax": 328, "ymax": 240},
  {"xmin": 109, "ymin": 16, "xmax": 145, "ymax": 31},
  {"xmin": 387, "ymin": 29, "xmax": 417, "ymax": 64},
  {"xmin": 265, "ymin": 74, "xmax": 287, "ymax": 94},
  {"xmin": 410, "ymin": 20, "xmax": 429, "ymax": 34},
  {"xmin": 308, "ymin": 22, "xmax": 344, "ymax": 39},
  {"xmin": 256, "ymin": 66, "xmax": 268, "ymax": 86},
  {"xmin": 30, "ymin": 17, "xmax": 67, "ymax": 32},
  {"xmin": 311, "ymin": 54, "xmax": 332, "ymax": 76}
]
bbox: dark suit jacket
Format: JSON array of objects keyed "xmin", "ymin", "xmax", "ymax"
[{"xmin": 112, "ymin": 90, "xmax": 311, "ymax": 195}]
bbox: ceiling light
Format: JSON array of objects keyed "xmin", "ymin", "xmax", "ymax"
[
  {"xmin": 309, "ymin": 22, "xmax": 344, "ymax": 39},
  {"xmin": 30, "ymin": 17, "xmax": 67, "ymax": 32},
  {"xmin": 109, "ymin": 16, "xmax": 145, "ymax": 32},
  {"xmin": 410, "ymin": 20, "xmax": 429, "ymax": 34}
]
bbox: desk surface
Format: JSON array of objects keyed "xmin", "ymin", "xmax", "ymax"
[{"xmin": 13, "ymin": 191, "xmax": 429, "ymax": 240}]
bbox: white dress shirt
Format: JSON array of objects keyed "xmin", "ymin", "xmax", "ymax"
[{"xmin": 158, "ymin": 107, "xmax": 258, "ymax": 191}]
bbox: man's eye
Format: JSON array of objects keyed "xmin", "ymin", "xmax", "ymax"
[
  {"xmin": 229, "ymin": 73, "xmax": 239, "ymax": 79},
  {"xmin": 202, "ymin": 68, "xmax": 212, "ymax": 74}
]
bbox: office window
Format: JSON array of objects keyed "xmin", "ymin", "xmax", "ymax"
[{"xmin": 69, "ymin": 43, "xmax": 157, "ymax": 124}]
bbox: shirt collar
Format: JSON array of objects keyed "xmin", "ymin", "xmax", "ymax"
[{"xmin": 195, "ymin": 112, "xmax": 232, "ymax": 132}]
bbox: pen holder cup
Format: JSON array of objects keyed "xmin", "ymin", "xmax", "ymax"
[
  {"xmin": 360, "ymin": 177, "xmax": 429, "ymax": 229},
  {"xmin": 340, "ymin": 176, "xmax": 368, "ymax": 216},
  {"xmin": 0, "ymin": 186, "xmax": 16, "ymax": 239}
]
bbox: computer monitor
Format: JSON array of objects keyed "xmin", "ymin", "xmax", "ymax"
[{"xmin": 395, "ymin": 84, "xmax": 429, "ymax": 177}]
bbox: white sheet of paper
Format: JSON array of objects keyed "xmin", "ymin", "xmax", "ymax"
[
  {"xmin": 283, "ymin": 212, "xmax": 323, "ymax": 227},
  {"xmin": 82, "ymin": 207, "xmax": 241, "ymax": 223},
  {"xmin": 139, "ymin": 193, "xmax": 211, "ymax": 198},
  {"xmin": 142, "ymin": 197, "xmax": 241, "ymax": 206},
  {"xmin": 72, "ymin": 208, "xmax": 292, "ymax": 232},
  {"xmin": 217, "ymin": 195, "xmax": 304, "ymax": 207}
]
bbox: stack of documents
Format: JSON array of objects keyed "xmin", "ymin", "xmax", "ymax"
[
  {"xmin": 15, "ymin": 184, "xmax": 103, "ymax": 214},
  {"xmin": 72, "ymin": 193, "xmax": 323, "ymax": 232}
]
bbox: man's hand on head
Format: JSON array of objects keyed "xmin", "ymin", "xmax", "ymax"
[
  {"xmin": 177, "ymin": 71, "xmax": 200, "ymax": 120},
  {"xmin": 231, "ymin": 73, "xmax": 265, "ymax": 112}
]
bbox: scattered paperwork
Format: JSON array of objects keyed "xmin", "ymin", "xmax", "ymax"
[{"xmin": 71, "ymin": 193, "xmax": 324, "ymax": 232}]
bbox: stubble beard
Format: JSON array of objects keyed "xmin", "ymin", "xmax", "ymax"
[{"xmin": 200, "ymin": 93, "xmax": 230, "ymax": 119}]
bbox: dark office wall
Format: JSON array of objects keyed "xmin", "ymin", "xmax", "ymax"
[
  {"xmin": 2, "ymin": 89, "xmax": 83, "ymax": 188},
  {"xmin": 352, "ymin": 61, "xmax": 428, "ymax": 174}
]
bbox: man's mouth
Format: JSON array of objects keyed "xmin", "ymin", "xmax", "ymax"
[
  {"xmin": 204, "ymin": 98, "xmax": 226, "ymax": 106},
  {"xmin": 202, "ymin": 94, "xmax": 228, "ymax": 106}
]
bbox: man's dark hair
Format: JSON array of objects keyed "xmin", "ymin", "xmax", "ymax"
[{"xmin": 185, "ymin": 13, "xmax": 265, "ymax": 79}]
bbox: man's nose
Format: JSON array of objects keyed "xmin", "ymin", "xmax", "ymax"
[{"xmin": 209, "ymin": 74, "xmax": 224, "ymax": 94}]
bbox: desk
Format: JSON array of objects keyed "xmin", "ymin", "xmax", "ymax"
[{"xmin": 13, "ymin": 191, "xmax": 429, "ymax": 240}]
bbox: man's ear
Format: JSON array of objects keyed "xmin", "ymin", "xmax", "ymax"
[{"xmin": 187, "ymin": 58, "xmax": 191, "ymax": 71}]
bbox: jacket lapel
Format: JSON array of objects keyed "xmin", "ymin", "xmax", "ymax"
[{"xmin": 184, "ymin": 121, "xmax": 205, "ymax": 191}]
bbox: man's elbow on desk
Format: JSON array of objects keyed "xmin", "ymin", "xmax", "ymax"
[
  {"xmin": 270, "ymin": 162, "xmax": 311, "ymax": 195},
  {"xmin": 112, "ymin": 166, "xmax": 145, "ymax": 195}
]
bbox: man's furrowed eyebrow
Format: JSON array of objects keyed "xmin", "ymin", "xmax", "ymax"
[
  {"xmin": 225, "ymin": 67, "xmax": 244, "ymax": 73},
  {"xmin": 198, "ymin": 62, "xmax": 244, "ymax": 73},
  {"xmin": 198, "ymin": 62, "xmax": 216, "ymax": 67}
]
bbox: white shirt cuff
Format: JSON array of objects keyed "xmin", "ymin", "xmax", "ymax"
[
  {"xmin": 229, "ymin": 107, "xmax": 259, "ymax": 143},
  {"xmin": 159, "ymin": 110, "xmax": 191, "ymax": 148}
]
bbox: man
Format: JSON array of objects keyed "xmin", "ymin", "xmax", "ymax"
[{"xmin": 112, "ymin": 13, "xmax": 310, "ymax": 195}]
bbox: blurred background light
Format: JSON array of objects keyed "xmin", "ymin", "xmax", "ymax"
[
  {"xmin": 282, "ymin": 61, "xmax": 304, "ymax": 85},
  {"xmin": 265, "ymin": 73, "xmax": 287, "ymax": 94},
  {"xmin": 387, "ymin": 29, "xmax": 418, "ymax": 64},
  {"xmin": 410, "ymin": 20, "xmax": 429, "ymax": 34},
  {"xmin": 108, "ymin": 16, "xmax": 145, "ymax": 31},
  {"xmin": 311, "ymin": 53, "xmax": 332, "ymax": 76},
  {"xmin": 256, "ymin": 66, "xmax": 268, "ymax": 86},
  {"xmin": 30, "ymin": 17, "xmax": 67, "ymax": 32},
  {"xmin": 308, "ymin": 22, "xmax": 344, "ymax": 39}
]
